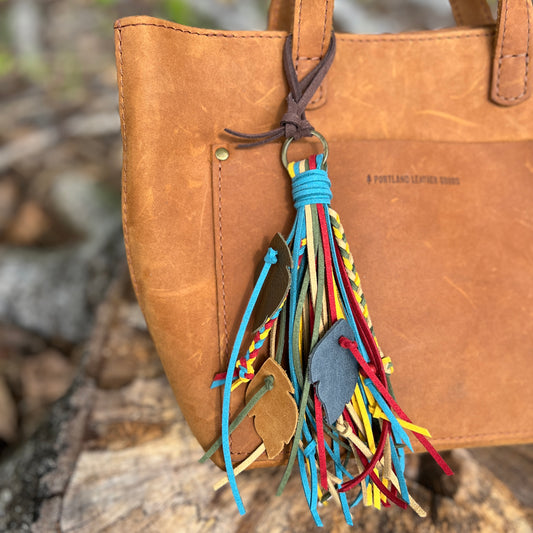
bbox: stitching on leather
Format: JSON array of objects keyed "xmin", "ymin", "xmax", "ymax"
[
  {"xmin": 296, "ymin": 1, "xmax": 329, "ymax": 107},
  {"xmin": 114, "ymin": 22, "xmax": 286, "ymax": 39},
  {"xmin": 117, "ymin": 23, "xmax": 140, "ymax": 296},
  {"xmin": 294, "ymin": 0, "xmax": 329, "ymax": 108},
  {"xmin": 115, "ymin": 22, "xmax": 493, "ymax": 44},
  {"xmin": 315, "ymin": 0, "xmax": 330, "ymax": 107},
  {"xmin": 496, "ymin": 0, "xmax": 511, "ymax": 98},
  {"xmin": 336, "ymin": 30, "xmax": 493, "ymax": 43},
  {"xmin": 522, "ymin": 0, "xmax": 531, "ymax": 99},
  {"xmin": 216, "ymin": 156, "xmax": 230, "ymax": 450},
  {"xmin": 320, "ymin": 0, "xmax": 330, "ymax": 56},
  {"xmin": 496, "ymin": 0, "xmax": 530, "ymax": 101},
  {"xmin": 295, "ymin": 0, "xmax": 303, "ymax": 72},
  {"xmin": 217, "ymin": 159, "xmax": 229, "ymax": 358}
]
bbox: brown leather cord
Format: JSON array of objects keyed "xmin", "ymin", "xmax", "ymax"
[{"xmin": 225, "ymin": 32, "xmax": 336, "ymax": 148}]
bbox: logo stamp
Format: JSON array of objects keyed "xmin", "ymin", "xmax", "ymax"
[{"xmin": 367, "ymin": 174, "xmax": 461, "ymax": 186}]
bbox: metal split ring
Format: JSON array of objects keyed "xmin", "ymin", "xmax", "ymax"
[{"xmin": 281, "ymin": 130, "xmax": 329, "ymax": 170}]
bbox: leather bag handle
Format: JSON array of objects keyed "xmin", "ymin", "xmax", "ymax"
[
  {"xmin": 268, "ymin": 0, "xmax": 494, "ymax": 33},
  {"xmin": 491, "ymin": 0, "xmax": 532, "ymax": 105},
  {"xmin": 448, "ymin": 0, "xmax": 494, "ymax": 26},
  {"xmin": 273, "ymin": 0, "xmax": 335, "ymax": 107},
  {"xmin": 269, "ymin": 0, "xmax": 533, "ymax": 107}
]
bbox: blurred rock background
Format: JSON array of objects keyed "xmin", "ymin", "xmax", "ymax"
[{"xmin": 1, "ymin": 1, "xmax": 530, "ymax": 533}]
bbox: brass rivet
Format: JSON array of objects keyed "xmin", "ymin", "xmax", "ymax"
[{"xmin": 215, "ymin": 147, "xmax": 229, "ymax": 161}]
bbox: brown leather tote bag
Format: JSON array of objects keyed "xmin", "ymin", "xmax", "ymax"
[{"xmin": 114, "ymin": 0, "xmax": 533, "ymax": 470}]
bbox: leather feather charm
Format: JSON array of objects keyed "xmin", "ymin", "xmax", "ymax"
[
  {"xmin": 308, "ymin": 318, "xmax": 359, "ymax": 425},
  {"xmin": 245, "ymin": 358, "xmax": 298, "ymax": 460}
]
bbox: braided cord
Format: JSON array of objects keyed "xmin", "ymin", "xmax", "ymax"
[
  {"xmin": 231, "ymin": 307, "xmax": 283, "ymax": 391},
  {"xmin": 328, "ymin": 207, "xmax": 392, "ymax": 373}
]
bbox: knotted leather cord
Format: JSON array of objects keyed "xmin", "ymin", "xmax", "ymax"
[{"xmin": 225, "ymin": 33, "xmax": 336, "ymax": 148}]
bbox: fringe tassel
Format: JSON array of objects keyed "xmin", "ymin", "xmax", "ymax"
[{"xmin": 204, "ymin": 153, "xmax": 452, "ymax": 525}]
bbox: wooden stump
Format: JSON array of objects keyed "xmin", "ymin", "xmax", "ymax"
[{"xmin": 0, "ymin": 269, "xmax": 531, "ymax": 532}]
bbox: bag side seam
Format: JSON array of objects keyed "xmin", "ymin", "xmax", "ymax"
[{"xmin": 117, "ymin": 23, "xmax": 140, "ymax": 296}]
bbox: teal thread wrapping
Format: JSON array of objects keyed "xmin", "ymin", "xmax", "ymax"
[{"xmin": 291, "ymin": 168, "xmax": 332, "ymax": 209}]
